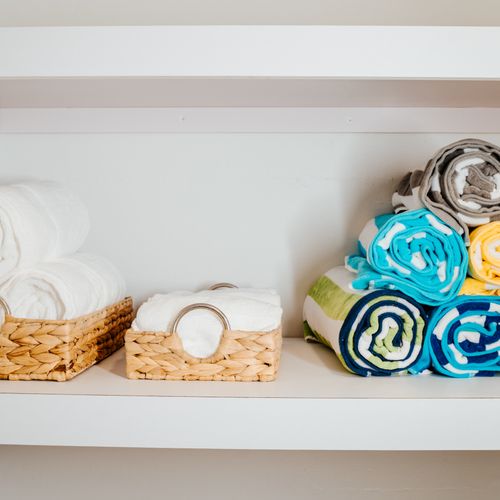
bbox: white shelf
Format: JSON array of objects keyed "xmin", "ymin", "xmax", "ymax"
[
  {"xmin": 3, "ymin": 26, "xmax": 499, "ymax": 78},
  {"xmin": 1, "ymin": 25, "xmax": 500, "ymax": 452},
  {"xmin": 1, "ymin": 339, "xmax": 500, "ymax": 450},
  {"xmin": 2, "ymin": 26, "xmax": 500, "ymax": 107}
]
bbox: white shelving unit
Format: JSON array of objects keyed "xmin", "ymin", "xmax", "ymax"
[
  {"xmin": 1, "ymin": 26, "xmax": 500, "ymax": 109},
  {"xmin": 1, "ymin": 25, "xmax": 500, "ymax": 451},
  {"xmin": 2, "ymin": 339, "xmax": 500, "ymax": 450}
]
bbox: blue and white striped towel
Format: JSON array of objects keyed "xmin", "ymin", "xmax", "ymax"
[{"xmin": 346, "ymin": 209, "xmax": 468, "ymax": 306}]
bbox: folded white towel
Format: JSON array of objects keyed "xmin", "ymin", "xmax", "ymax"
[
  {"xmin": 0, "ymin": 181, "xmax": 90, "ymax": 276},
  {"xmin": 0, "ymin": 254, "xmax": 126, "ymax": 320},
  {"xmin": 133, "ymin": 289, "xmax": 283, "ymax": 358}
]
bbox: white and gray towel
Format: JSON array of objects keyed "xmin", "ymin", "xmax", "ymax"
[{"xmin": 392, "ymin": 138, "xmax": 500, "ymax": 244}]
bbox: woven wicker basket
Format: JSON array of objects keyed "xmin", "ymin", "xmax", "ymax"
[
  {"xmin": 125, "ymin": 298, "xmax": 282, "ymax": 382},
  {"xmin": 0, "ymin": 297, "xmax": 133, "ymax": 381}
]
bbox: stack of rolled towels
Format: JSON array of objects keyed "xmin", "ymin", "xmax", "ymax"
[
  {"xmin": 304, "ymin": 138, "xmax": 500, "ymax": 378},
  {"xmin": 0, "ymin": 181, "xmax": 126, "ymax": 320}
]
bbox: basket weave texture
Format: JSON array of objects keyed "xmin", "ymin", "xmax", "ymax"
[
  {"xmin": 125, "ymin": 327, "xmax": 282, "ymax": 381},
  {"xmin": 0, "ymin": 297, "xmax": 133, "ymax": 381}
]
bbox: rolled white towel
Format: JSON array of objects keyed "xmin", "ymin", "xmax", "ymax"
[
  {"xmin": 0, "ymin": 181, "xmax": 90, "ymax": 276},
  {"xmin": 0, "ymin": 254, "xmax": 126, "ymax": 320},
  {"xmin": 133, "ymin": 290, "xmax": 283, "ymax": 358}
]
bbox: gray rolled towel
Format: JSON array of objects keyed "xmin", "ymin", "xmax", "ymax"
[{"xmin": 392, "ymin": 138, "xmax": 500, "ymax": 244}]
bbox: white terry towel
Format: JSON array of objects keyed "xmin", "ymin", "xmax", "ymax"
[
  {"xmin": 133, "ymin": 289, "xmax": 283, "ymax": 358},
  {"xmin": 0, "ymin": 181, "xmax": 90, "ymax": 276},
  {"xmin": 0, "ymin": 254, "xmax": 126, "ymax": 320}
]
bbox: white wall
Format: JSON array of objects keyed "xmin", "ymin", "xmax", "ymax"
[
  {"xmin": 1, "ymin": 132, "xmax": 499, "ymax": 336},
  {"xmin": 1, "ymin": 447, "xmax": 499, "ymax": 500},
  {"xmin": 2, "ymin": 132, "xmax": 500, "ymax": 498}
]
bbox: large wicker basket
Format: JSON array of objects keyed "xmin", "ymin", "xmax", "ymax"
[
  {"xmin": 0, "ymin": 297, "xmax": 133, "ymax": 381},
  {"xmin": 125, "ymin": 301, "xmax": 282, "ymax": 382}
]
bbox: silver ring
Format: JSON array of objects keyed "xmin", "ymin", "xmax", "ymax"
[
  {"xmin": 171, "ymin": 303, "xmax": 231, "ymax": 333},
  {"xmin": 0, "ymin": 296, "xmax": 11, "ymax": 317},
  {"xmin": 208, "ymin": 283, "xmax": 237, "ymax": 291}
]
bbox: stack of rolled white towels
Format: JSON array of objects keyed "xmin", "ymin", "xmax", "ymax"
[{"xmin": 0, "ymin": 181, "xmax": 126, "ymax": 320}]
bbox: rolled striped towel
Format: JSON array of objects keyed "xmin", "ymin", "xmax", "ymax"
[
  {"xmin": 467, "ymin": 221, "xmax": 500, "ymax": 290},
  {"xmin": 460, "ymin": 277, "xmax": 500, "ymax": 297},
  {"xmin": 392, "ymin": 138, "xmax": 500, "ymax": 244},
  {"xmin": 346, "ymin": 208, "xmax": 468, "ymax": 306},
  {"xmin": 427, "ymin": 296, "xmax": 500, "ymax": 377},
  {"xmin": 303, "ymin": 266, "xmax": 429, "ymax": 376}
]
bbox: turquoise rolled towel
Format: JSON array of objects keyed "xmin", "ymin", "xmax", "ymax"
[{"xmin": 346, "ymin": 208, "xmax": 468, "ymax": 306}]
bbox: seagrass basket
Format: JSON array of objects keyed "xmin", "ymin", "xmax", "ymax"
[
  {"xmin": 0, "ymin": 296, "xmax": 133, "ymax": 381},
  {"xmin": 125, "ymin": 292, "xmax": 282, "ymax": 382}
]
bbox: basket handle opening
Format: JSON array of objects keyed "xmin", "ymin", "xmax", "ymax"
[
  {"xmin": 171, "ymin": 303, "xmax": 231, "ymax": 358},
  {"xmin": 208, "ymin": 283, "xmax": 238, "ymax": 291}
]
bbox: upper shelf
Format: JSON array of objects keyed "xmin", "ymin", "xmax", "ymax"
[
  {"xmin": 2, "ymin": 26, "xmax": 500, "ymax": 108},
  {"xmin": 2, "ymin": 26, "xmax": 500, "ymax": 79}
]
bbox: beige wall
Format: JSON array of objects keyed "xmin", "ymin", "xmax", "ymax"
[
  {"xmin": 1, "ymin": 0, "xmax": 500, "ymax": 26},
  {"xmin": 1, "ymin": 447, "xmax": 499, "ymax": 500}
]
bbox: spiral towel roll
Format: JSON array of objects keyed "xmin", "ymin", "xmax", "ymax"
[
  {"xmin": 346, "ymin": 208, "xmax": 468, "ymax": 306},
  {"xmin": 461, "ymin": 278, "xmax": 500, "ymax": 296},
  {"xmin": 0, "ymin": 254, "xmax": 126, "ymax": 320},
  {"xmin": 460, "ymin": 221, "xmax": 500, "ymax": 296},
  {"xmin": 0, "ymin": 181, "xmax": 90, "ymax": 276},
  {"xmin": 427, "ymin": 296, "xmax": 500, "ymax": 378},
  {"xmin": 303, "ymin": 266, "xmax": 429, "ymax": 376},
  {"xmin": 392, "ymin": 138, "xmax": 500, "ymax": 244}
]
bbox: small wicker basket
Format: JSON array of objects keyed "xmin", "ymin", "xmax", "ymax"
[
  {"xmin": 0, "ymin": 297, "xmax": 133, "ymax": 381},
  {"xmin": 125, "ymin": 286, "xmax": 282, "ymax": 382}
]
